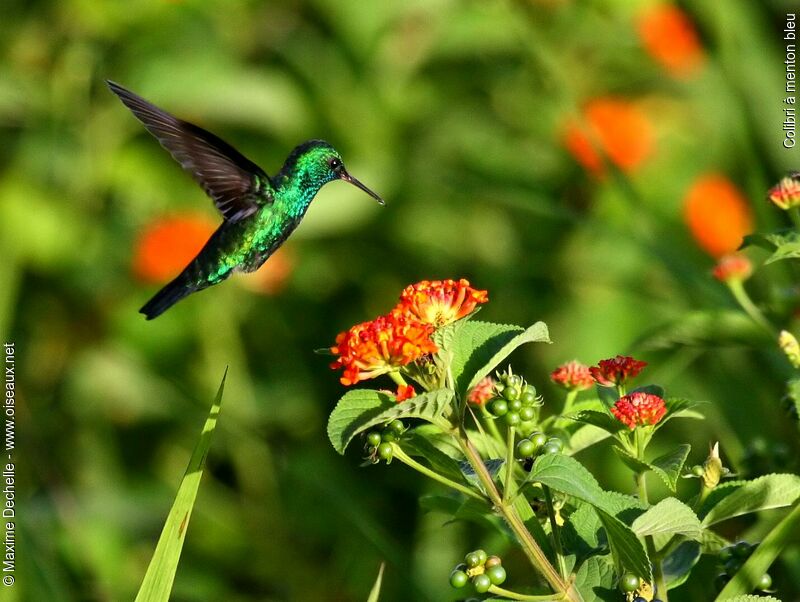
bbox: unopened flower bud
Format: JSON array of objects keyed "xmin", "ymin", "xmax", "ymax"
[
  {"xmin": 779, "ymin": 330, "xmax": 800, "ymax": 368},
  {"xmin": 767, "ymin": 173, "xmax": 800, "ymax": 210}
]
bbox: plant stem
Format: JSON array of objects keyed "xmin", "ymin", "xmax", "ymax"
[
  {"xmin": 636, "ymin": 471, "xmax": 667, "ymax": 601},
  {"xmin": 503, "ymin": 426, "xmax": 516, "ymax": 503},
  {"xmin": 390, "ymin": 445, "xmax": 484, "ymax": 501},
  {"xmin": 543, "ymin": 485, "xmax": 567, "ymax": 580},
  {"xmin": 561, "ymin": 390, "xmax": 577, "ymax": 415},
  {"xmin": 481, "ymin": 405, "xmax": 506, "ymax": 445},
  {"xmin": 726, "ymin": 279, "xmax": 774, "ymax": 335},
  {"xmin": 457, "ymin": 432, "xmax": 579, "ymax": 601},
  {"xmin": 488, "ymin": 584, "xmax": 567, "ymax": 601},
  {"xmin": 388, "ymin": 370, "xmax": 408, "ymax": 388},
  {"xmin": 790, "ymin": 206, "xmax": 800, "ymax": 229}
]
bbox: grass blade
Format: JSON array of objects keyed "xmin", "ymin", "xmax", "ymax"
[{"xmin": 134, "ymin": 370, "xmax": 227, "ymax": 602}]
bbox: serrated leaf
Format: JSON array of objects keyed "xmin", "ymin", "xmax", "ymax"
[
  {"xmin": 573, "ymin": 555, "xmax": 617, "ymax": 602},
  {"xmin": 649, "ymin": 444, "xmax": 691, "ymax": 491},
  {"xmin": 612, "ymin": 446, "xmax": 651, "ymax": 475},
  {"xmin": 718, "ymin": 596, "xmax": 782, "ymax": 602},
  {"xmin": 742, "ymin": 229, "xmax": 800, "ymax": 264},
  {"xmin": 135, "ymin": 372, "xmax": 226, "ymax": 602},
  {"xmin": 327, "ymin": 389, "xmax": 454, "ymax": 454},
  {"xmin": 447, "ymin": 320, "xmax": 550, "ymax": 393},
  {"xmin": 365, "ymin": 563, "xmax": 384, "ymax": 602},
  {"xmin": 701, "ymin": 474, "xmax": 800, "ymax": 526},
  {"xmin": 527, "ymin": 453, "xmax": 607, "ymax": 510},
  {"xmin": 662, "ymin": 541, "xmax": 701, "ymax": 590},
  {"xmin": 716, "ymin": 502, "xmax": 800, "ymax": 600},
  {"xmin": 596, "ymin": 508, "xmax": 652, "ymax": 582},
  {"xmin": 632, "ymin": 498, "xmax": 702, "ymax": 541},
  {"xmin": 571, "ymin": 410, "xmax": 625, "ymax": 435},
  {"xmin": 654, "ymin": 398, "xmax": 705, "ymax": 431}
]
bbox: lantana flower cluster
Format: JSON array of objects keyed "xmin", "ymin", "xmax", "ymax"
[
  {"xmin": 610, "ymin": 391, "xmax": 667, "ymax": 430},
  {"xmin": 330, "ymin": 279, "xmax": 488, "ymax": 398}
]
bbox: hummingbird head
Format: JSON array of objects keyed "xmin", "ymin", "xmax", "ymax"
[{"xmin": 280, "ymin": 140, "xmax": 384, "ymax": 205}]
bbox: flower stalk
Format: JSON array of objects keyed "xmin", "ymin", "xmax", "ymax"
[{"xmin": 390, "ymin": 444, "xmax": 484, "ymax": 502}]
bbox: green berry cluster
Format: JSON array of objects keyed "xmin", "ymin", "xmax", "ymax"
[
  {"xmin": 715, "ymin": 542, "xmax": 772, "ymax": 592},
  {"xmin": 487, "ymin": 370, "xmax": 542, "ymax": 430},
  {"xmin": 618, "ymin": 572, "xmax": 662, "ymax": 602},
  {"xmin": 516, "ymin": 432, "xmax": 563, "ymax": 459},
  {"xmin": 449, "ymin": 549, "xmax": 506, "ymax": 594},
  {"xmin": 363, "ymin": 420, "xmax": 406, "ymax": 462}
]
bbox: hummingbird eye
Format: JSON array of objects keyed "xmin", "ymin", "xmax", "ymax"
[{"xmin": 328, "ymin": 157, "xmax": 343, "ymax": 172}]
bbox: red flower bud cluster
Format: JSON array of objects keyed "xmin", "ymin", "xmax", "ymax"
[
  {"xmin": 550, "ymin": 361, "xmax": 594, "ymax": 391},
  {"xmin": 590, "ymin": 355, "xmax": 647, "ymax": 387},
  {"xmin": 712, "ymin": 254, "xmax": 752, "ymax": 282},
  {"xmin": 610, "ymin": 392, "xmax": 667, "ymax": 429}
]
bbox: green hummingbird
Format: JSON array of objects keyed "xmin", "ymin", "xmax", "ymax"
[{"xmin": 108, "ymin": 81, "xmax": 384, "ymax": 320}]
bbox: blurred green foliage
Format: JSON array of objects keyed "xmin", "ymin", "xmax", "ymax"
[{"xmin": 2, "ymin": 0, "xmax": 799, "ymax": 600}]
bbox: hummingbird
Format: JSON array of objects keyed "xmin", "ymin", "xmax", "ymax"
[{"xmin": 107, "ymin": 81, "xmax": 384, "ymax": 320}]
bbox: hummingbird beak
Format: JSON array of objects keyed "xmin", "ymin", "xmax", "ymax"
[{"xmin": 340, "ymin": 171, "xmax": 385, "ymax": 205}]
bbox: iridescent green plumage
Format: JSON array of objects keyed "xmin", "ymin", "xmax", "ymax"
[{"xmin": 108, "ymin": 82, "xmax": 383, "ymax": 319}]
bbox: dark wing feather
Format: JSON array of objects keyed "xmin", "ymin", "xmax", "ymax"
[{"xmin": 107, "ymin": 81, "xmax": 272, "ymax": 222}]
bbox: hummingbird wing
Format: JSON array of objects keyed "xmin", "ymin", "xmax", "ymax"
[{"xmin": 107, "ymin": 81, "xmax": 273, "ymax": 222}]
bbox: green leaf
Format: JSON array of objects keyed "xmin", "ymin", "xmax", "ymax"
[
  {"xmin": 447, "ymin": 320, "xmax": 550, "ymax": 393},
  {"xmin": 571, "ymin": 410, "xmax": 625, "ymax": 435},
  {"xmin": 662, "ymin": 541, "xmax": 701, "ymax": 590},
  {"xmin": 419, "ymin": 495, "xmax": 505, "ymax": 534},
  {"xmin": 649, "ymin": 444, "xmax": 692, "ymax": 492},
  {"xmin": 785, "ymin": 378, "xmax": 800, "ymax": 427},
  {"xmin": 366, "ymin": 563, "xmax": 384, "ymax": 602},
  {"xmin": 716, "ymin": 502, "xmax": 800, "ymax": 600},
  {"xmin": 655, "ymin": 398, "xmax": 705, "ymax": 431},
  {"xmin": 612, "ymin": 446, "xmax": 651, "ymax": 475},
  {"xmin": 327, "ymin": 389, "xmax": 454, "ymax": 454},
  {"xmin": 134, "ymin": 372, "xmax": 226, "ymax": 602},
  {"xmin": 717, "ymin": 596, "xmax": 782, "ymax": 602},
  {"xmin": 401, "ymin": 432, "xmax": 467, "ymax": 485},
  {"xmin": 742, "ymin": 229, "xmax": 800, "ymax": 263},
  {"xmin": 568, "ymin": 424, "xmax": 612, "ymax": 454},
  {"xmin": 632, "ymin": 498, "xmax": 702, "ymax": 541},
  {"xmin": 701, "ymin": 474, "xmax": 800, "ymax": 526},
  {"xmin": 596, "ymin": 508, "xmax": 652, "ymax": 582},
  {"xmin": 527, "ymin": 453, "xmax": 607, "ymax": 510},
  {"xmin": 573, "ymin": 555, "xmax": 617, "ymax": 602}
]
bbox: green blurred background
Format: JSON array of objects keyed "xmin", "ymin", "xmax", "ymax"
[{"xmin": 3, "ymin": 0, "xmax": 800, "ymax": 600}]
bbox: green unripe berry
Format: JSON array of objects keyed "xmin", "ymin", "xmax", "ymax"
[
  {"xmin": 505, "ymin": 412, "xmax": 521, "ymax": 426},
  {"xmin": 490, "ymin": 399, "xmax": 508, "ymax": 417},
  {"xmin": 486, "ymin": 564, "xmax": 506, "ymax": 585},
  {"xmin": 473, "ymin": 574, "xmax": 491, "ymax": 593},
  {"xmin": 508, "ymin": 398, "xmax": 523, "ymax": 412},
  {"xmin": 524, "ymin": 383, "xmax": 536, "ymax": 395},
  {"xmin": 388, "ymin": 420, "xmax": 405, "ymax": 435},
  {"xmin": 366, "ymin": 431, "xmax": 382, "ymax": 447},
  {"xmin": 494, "ymin": 382, "xmax": 505, "ymax": 394},
  {"xmin": 691, "ymin": 464, "xmax": 705, "ymax": 477},
  {"xmin": 484, "ymin": 556, "xmax": 502, "ymax": 568},
  {"xmin": 620, "ymin": 572, "xmax": 640, "ymax": 592},
  {"xmin": 449, "ymin": 569, "xmax": 469, "ymax": 589},
  {"xmin": 474, "ymin": 549, "xmax": 487, "ymax": 565},
  {"xmin": 714, "ymin": 573, "xmax": 730, "ymax": 592},
  {"xmin": 756, "ymin": 573, "xmax": 772, "ymax": 591},
  {"xmin": 381, "ymin": 430, "xmax": 397, "ymax": 443},
  {"xmin": 530, "ymin": 432, "xmax": 548, "ymax": 449},
  {"xmin": 732, "ymin": 541, "xmax": 752, "ymax": 558},
  {"xmin": 503, "ymin": 386, "xmax": 521, "ymax": 402},
  {"xmin": 516, "ymin": 439, "xmax": 536, "ymax": 458},
  {"xmin": 724, "ymin": 557, "xmax": 743, "ymax": 574},
  {"xmin": 542, "ymin": 441, "xmax": 562, "ymax": 455},
  {"xmin": 546, "ymin": 437, "xmax": 563, "ymax": 452},
  {"xmin": 718, "ymin": 547, "xmax": 732, "ymax": 562},
  {"xmin": 521, "ymin": 391, "xmax": 537, "ymax": 406},
  {"xmin": 377, "ymin": 442, "xmax": 393, "ymax": 460},
  {"xmin": 465, "ymin": 552, "xmax": 482, "ymax": 568},
  {"xmin": 519, "ymin": 406, "xmax": 536, "ymax": 422}
]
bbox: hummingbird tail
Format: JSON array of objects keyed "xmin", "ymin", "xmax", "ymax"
[{"xmin": 139, "ymin": 275, "xmax": 198, "ymax": 320}]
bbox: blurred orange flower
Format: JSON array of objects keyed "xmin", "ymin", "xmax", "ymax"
[
  {"xmin": 684, "ymin": 174, "xmax": 753, "ymax": 257},
  {"xmin": 132, "ymin": 214, "xmax": 216, "ymax": 284},
  {"xmin": 239, "ymin": 247, "xmax": 294, "ymax": 296},
  {"xmin": 637, "ymin": 4, "xmax": 704, "ymax": 78},
  {"xmin": 563, "ymin": 98, "xmax": 654, "ymax": 176}
]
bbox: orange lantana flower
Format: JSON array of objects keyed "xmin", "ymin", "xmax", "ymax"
[
  {"xmin": 712, "ymin": 254, "xmax": 752, "ymax": 282},
  {"xmin": 684, "ymin": 174, "xmax": 753, "ymax": 258},
  {"xmin": 563, "ymin": 98, "xmax": 654, "ymax": 176},
  {"xmin": 330, "ymin": 311, "xmax": 438, "ymax": 386},
  {"xmin": 637, "ymin": 5, "xmax": 704, "ymax": 78},
  {"xmin": 767, "ymin": 173, "xmax": 800, "ymax": 210},
  {"xmin": 133, "ymin": 214, "xmax": 216, "ymax": 283},
  {"xmin": 550, "ymin": 361, "xmax": 594, "ymax": 391},
  {"xmin": 397, "ymin": 279, "xmax": 488, "ymax": 327}
]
